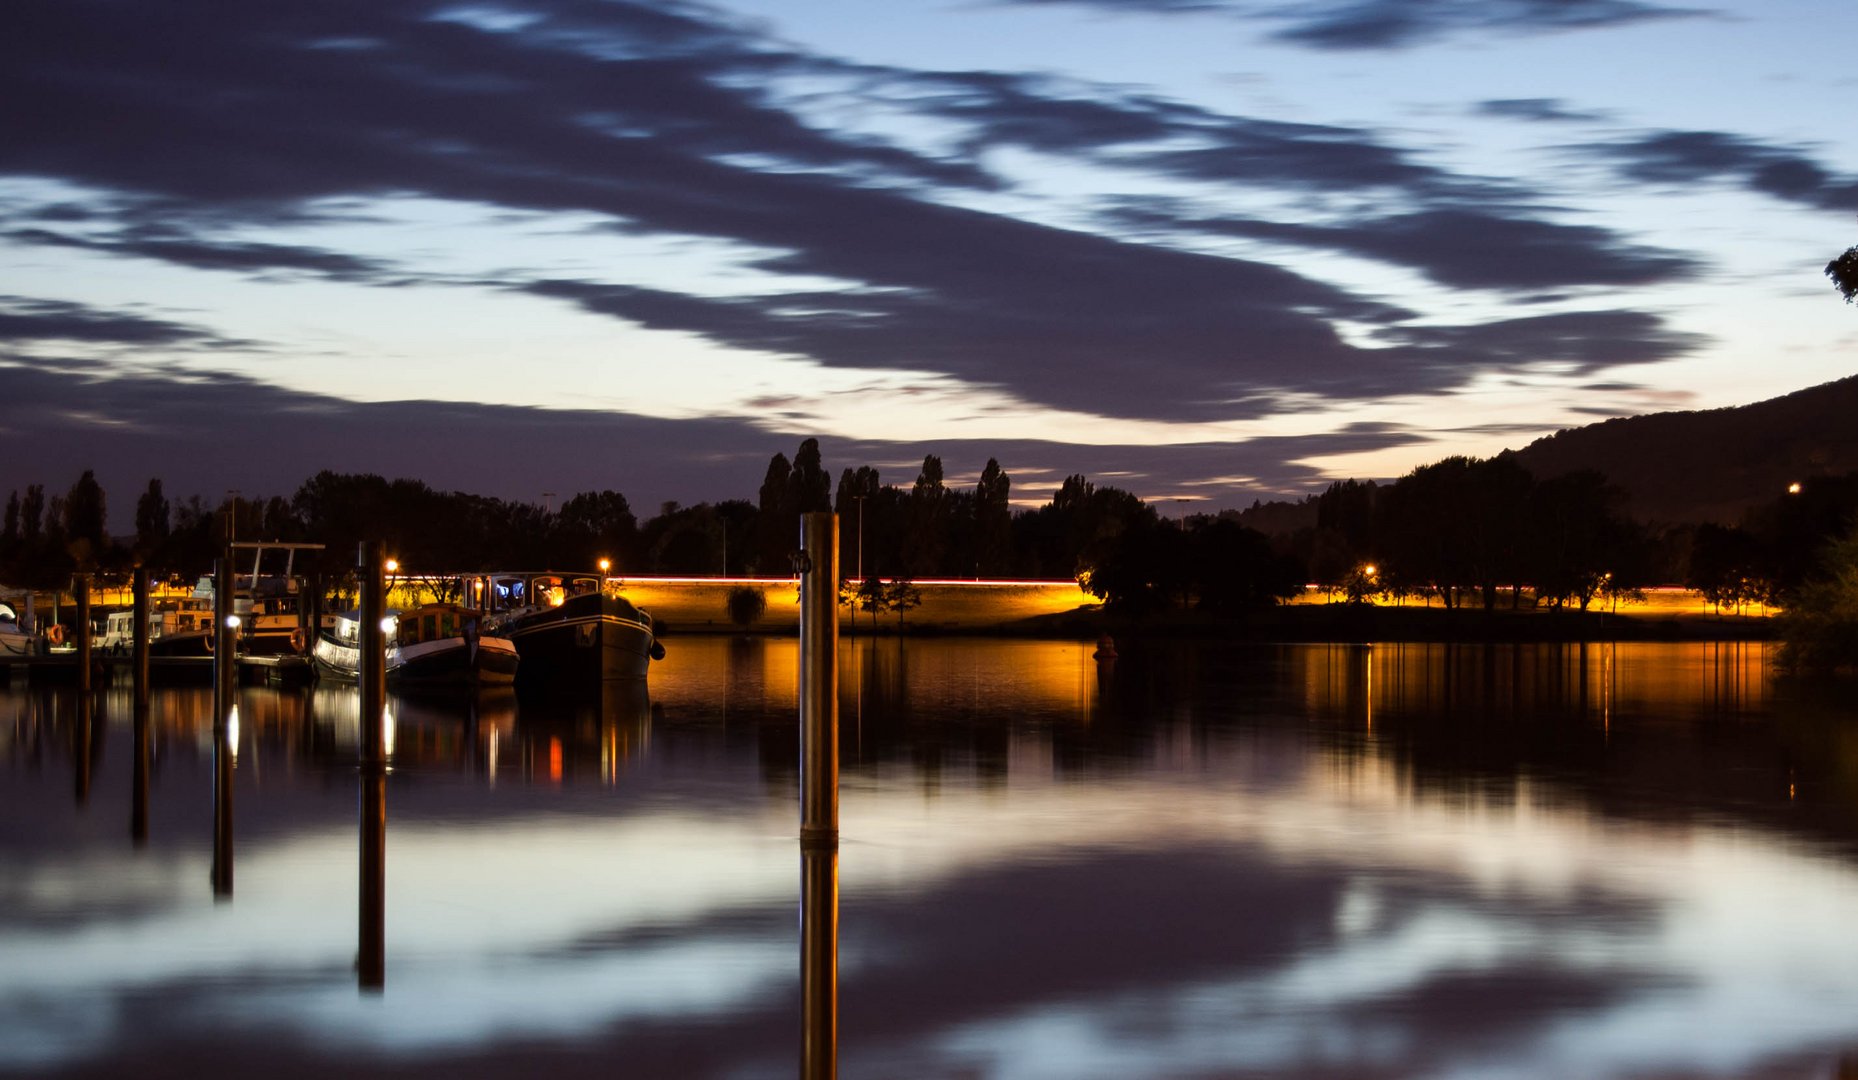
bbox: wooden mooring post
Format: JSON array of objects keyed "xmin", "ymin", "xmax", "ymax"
[
  {"xmin": 211, "ymin": 555, "xmax": 235, "ymax": 900},
  {"xmin": 132, "ymin": 566, "xmax": 150, "ymax": 709},
  {"xmin": 357, "ymin": 540, "xmax": 388, "ymax": 991},
  {"xmin": 798, "ymin": 512, "xmax": 839, "ymax": 846},
  {"xmin": 797, "ymin": 512, "xmax": 839, "ymax": 1079},
  {"xmin": 131, "ymin": 552, "xmax": 152, "ymax": 844},
  {"xmin": 75, "ymin": 574, "xmax": 92, "ymax": 694}
]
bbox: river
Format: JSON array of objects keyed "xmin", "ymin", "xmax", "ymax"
[{"xmin": 4, "ymin": 638, "xmax": 1857, "ymax": 1078}]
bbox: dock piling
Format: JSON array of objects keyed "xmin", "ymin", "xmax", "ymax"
[
  {"xmin": 358, "ymin": 541, "xmax": 387, "ymax": 764},
  {"xmin": 357, "ymin": 541, "xmax": 389, "ymax": 991},
  {"xmin": 75, "ymin": 574, "xmax": 92, "ymax": 694},
  {"xmin": 798, "ymin": 512, "xmax": 839, "ymax": 847},
  {"xmin": 213, "ymin": 556, "xmax": 235, "ymax": 722},
  {"xmin": 132, "ymin": 566, "xmax": 150, "ymax": 709}
]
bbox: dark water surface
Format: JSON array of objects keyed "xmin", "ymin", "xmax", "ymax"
[{"xmin": 6, "ymin": 639, "xmax": 1858, "ymax": 1078}]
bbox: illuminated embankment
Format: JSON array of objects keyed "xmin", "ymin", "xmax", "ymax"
[{"xmin": 614, "ymin": 577, "xmax": 1097, "ymax": 633}]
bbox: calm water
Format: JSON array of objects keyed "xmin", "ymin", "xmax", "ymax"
[{"xmin": 6, "ymin": 639, "xmax": 1858, "ymax": 1079}]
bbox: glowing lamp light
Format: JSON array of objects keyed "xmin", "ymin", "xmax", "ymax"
[
  {"xmin": 1363, "ymin": 564, "xmax": 1378, "ymax": 578},
  {"xmin": 1788, "ymin": 482, "xmax": 1802, "ymax": 495},
  {"xmin": 598, "ymin": 558, "xmax": 611, "ymax": 575},
  {"xmin": 380, "ymin": 617, "xmax": 396, "ymax": 634},
  {"xmin": 384, "ymin": 558, "xmax": 400, "ymax": 574},
  {"xmin": 225, "ymin": 614, "xmax": 241, "ymax": 629}
]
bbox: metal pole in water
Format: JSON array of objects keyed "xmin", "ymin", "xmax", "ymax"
[
  {"xmin": 75, "ymin": 574, "xmax": 92, "ymax": 694},
  {"xmin": 211, "ymin": 555, "xmax": 235, "ymax": 899},
  {"xmin": 132, "ymin": 565, "xmax": 150, "ymax": 710},
  {"xmin": 798, "ymin": 512, "xmax": 839, "ymax": 846},
  {"xmin": 132, "ymin": 694, "xmax": 150, "ymax": 847},
  {"xmin": 358, "ymin": 761, "xmax": 386, "ymax": 991},
  {"xmin": 359, "ymin": 541, "xmax": 386, "ymax": 765},
  {"xmin": 357, "ymin": 541, "xmax": 388, "ymax": 991},
  {"xmin": 213, "ymin": 556, "xmax": 235, "ymax": 726}
]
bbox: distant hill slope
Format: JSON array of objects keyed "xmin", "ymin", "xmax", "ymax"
[{"xmin": 1507, "ymin": 373, "xmax": 1858, "ymax": 524}]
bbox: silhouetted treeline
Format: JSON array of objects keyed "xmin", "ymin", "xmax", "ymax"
[
  {"xmin": 1258, "ymin": 457, "xmax": 1858, "ymax": 614},
  {"xmin": 8, "ymin": 448, "xmax": 1857, "ymax": 621}
]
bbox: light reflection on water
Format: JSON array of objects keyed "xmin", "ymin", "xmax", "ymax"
[{"xmin": 4, "ymin": 638, "xmax": 1858, "ymax": 1078}]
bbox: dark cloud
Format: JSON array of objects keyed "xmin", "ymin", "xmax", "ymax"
[
  {"xmin": 0, "ymin": 357, "xmax": 1421, "ymax": 512},
  {"xmin": 996, "ymin": 0, "xmax": 1705, "ymax": 48},
  {"xmin": 0, "ymin": 295, "xmax": 234, "ymax": 347},
  {"xmin": 1380, "ymin": 309, "xmax": 1703, "ymax": 373},
  {"xmin": 0, "ymin": 0, "xmax": 1698, "ymax": 431},
  {"xmin": 1111, "ymin": 206, "xmax": 1699, "ymax": 290},
  {"xmin": 880, "ymin": 69, "xmax": 1454, "ymax": 196},
  {"xmin": 1582, "ymin": 130, "xmax": 1858, "ymax": 211},
  {"xmin": 6, "ymin": 225, "xmax": 390, "ymax": 281},
  {"xmin": 1476, "ymin": 98, "xmax": 1607, "ymax": 123},
  {"xmin": 1268, "ymin": 0, "xmax": 1703, "ymax": 49}
]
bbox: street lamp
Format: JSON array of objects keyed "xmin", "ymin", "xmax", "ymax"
[{"xmin": 598, "ymin": 557, "xmax": 611, "ymax": 576}]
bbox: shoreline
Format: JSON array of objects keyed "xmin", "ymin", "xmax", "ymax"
[{"xmin": 672, "ymin": 604, "xmax": 1777, "ymax": 643}]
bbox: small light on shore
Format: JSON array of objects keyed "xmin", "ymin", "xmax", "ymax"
[{"xmin": 1788, "ymin": 482, "xmax": 1802, "ymax": 495}]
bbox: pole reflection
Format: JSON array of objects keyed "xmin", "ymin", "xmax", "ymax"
[
  {"xmin": 358, "ymin": 759, "xmax": 386, "ymax": 993},
  {"xmin": 131, "ymin": 698, "xmax": 149, "ymax": 847},
  {"xmin": 800, "ymin": 841, "xmax": 838, "ymax": 1080},
  {"xmin": 73, "ymin": 688, "xmax": 93, "ymax": 805},
  {"xmin": 211, "ymin": 703, "xmax": 235, "ymax": 900}
]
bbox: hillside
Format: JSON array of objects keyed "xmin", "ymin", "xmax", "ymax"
[{"xmin": 1507, "ymin": 373, "xmax": 1858, "ymax": 524}]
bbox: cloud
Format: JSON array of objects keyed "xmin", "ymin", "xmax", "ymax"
[
  {"xmin": 0, "ymin": 355, "xmax": 1439, "ymax": 516},
  {"xmin": 1579, "ymin": 130, "xmax": 1858, "ymax": 211},
  {"xmin": 1379, "ymin": 309, "xmax": 1704, "ymax": 372},
  {"xmin": 1110, "ymin": 205, "xmax": 1699, "ymax": 290},
  {"xmin": 994, "ymin": 0, "xmax": 1707, "ymax": 49},
  {"xmin": 0, "ymin": 295, "xmax": 237, "ymax": 348},
  {"xmin": 1264, "ymin": 0, "xmax": 1705, "ymax": 49},
  {"xmin": 0, "ymin": 1, "xmax": 1700, "ymax": 430},
  {"xmin": 1476, "ymin": 99, "xmax": 1608, "ymax": 124},
  {"xmin": 5, "ymin": 225, "xmax": 391, "ymax": 281}
]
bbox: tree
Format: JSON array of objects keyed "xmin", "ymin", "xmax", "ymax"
[
  {"xmin": 1687, "ymin": 523, "xmax": 1771, "ymax": 613},
  {"xmin": 885, "ymin": 577, "xmax": 922, "ymax": 628},
  {"xmin": 1830, "ymin": 236, "xmax": 1858, "ymax": 303},
  {"xmin": 788, "ymin": 438, "xmax": 832, "ymax": 514},
  {"xmin": 1777, "ymin": 524, "xmax": 1858, "ymax": 674},
  {"xmin": 20, "ymin": 484, "xmax": 45, "ymax": 549},
  {"xmin": 134, "ymin": 478, "xmax": 170, "ymax": 561},
  {"xmin": 903, "ymin": 455, "xmax": 948, "ymax": 577},
  {"xmin": 725, "ymin": 585, "xmax": 768, "ymax": 628},
  {"xmin": 0, "ymin": 491, "xmax": 18, "ymax": 582},
  {"xmin": 847, "ymin": 575, "xmax": 890, "ymax": 628},
  {"xmin": 974, "ymin": 458, "xmax": 1012, "ymax": 577},
  {"xmin": 755, "ymin": 452, "xmax": 794, "ymax": 574},
  {"xmin": 556, "ymin": 489, "xmax": 638, "ymax": 570},
  {"xmin": 1187, "ymin": 518, "xmax": 1305, "ymax": 613}
]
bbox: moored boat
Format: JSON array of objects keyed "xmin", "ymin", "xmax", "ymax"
[
  {"xmin": 479, "ymin": 572, "xmax": 662, "ymax": 691},
  {"xmin": 313, "ymin": 602, "xmax": 518, "ymax": 689},
  {"xmin": 0, "ymin": 602, "xmax": 34, "ymax": 657},
  {"xmin": 97, "ymin": 597, "xmax": 218, "ymax": 657}
]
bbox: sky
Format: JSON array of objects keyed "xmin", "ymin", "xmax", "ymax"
[{"xmin": 3, "ymin": 0, "xmax": 1856, "ymax": 513}]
